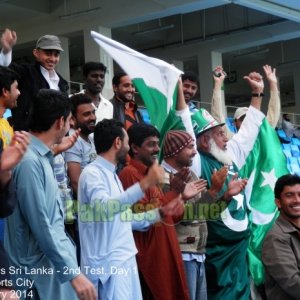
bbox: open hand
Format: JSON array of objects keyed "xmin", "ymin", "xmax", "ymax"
[
  {"xmin": 169, "ymin": 167, "xmax": 191, "ymax": 194},
  {"xmin": 52, "ymin": 129, "xmax": 80, "ymax": 155},
  {"xmin": 1, "ymin": 28, "xmax": 17, "ymax": 54},
  {"xmin": 208, "ymin": 167, "xmax": 228, "ymax": 197},
  {"xmin": 263, "ymin": 64, "xmax": 277, "ymax": 86},
  {"xmin": 0, "ymin": 131, "xmax": 30, "ymax": 171},
  {"xmin": 223, "ymin": 173, "xmax": 248, "ymax": 201},
  {"xmin": 183, "ymin": 178, "xmax": 207, "ymax": 200}
]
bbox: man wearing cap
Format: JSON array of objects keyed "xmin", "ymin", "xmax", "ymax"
[
  {"xmin": 0, "ymin": 29, "xmax": 68, "ymax": 131},
  {"xmin": 189, "ymin": 72, "xmax": 266, "ymax": 299},
  {"xmin": 161, "ymin": 129, "xmax": 248, "ymax": 300},
  {"xmin": 233, "ymin": 107, "xmax": 249, "ymax": 131},
  {"xmin": 176, "ymin": 70, "xmax": 265, "ymax": 299}
]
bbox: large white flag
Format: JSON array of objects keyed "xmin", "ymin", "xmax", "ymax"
[{"xmin": 91, "ymin": 31, "xmax": 182, "ymax": 131}]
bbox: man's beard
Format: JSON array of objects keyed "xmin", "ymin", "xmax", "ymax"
[
  {"xmin": 208, "ymin": 138, "xmax": 232, "ymax": 165},
  {"xmin": 79, "ymin": 125, "xmax": 93, "ymax": 136}
]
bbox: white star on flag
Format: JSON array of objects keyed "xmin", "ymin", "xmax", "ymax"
[
  {"xmin": 233, "ymin": 194, "xmax": 244, "ymax": 210},
  {"xmin": 260, "ymin": 168, "xmax": 277, "ymax": 190}
]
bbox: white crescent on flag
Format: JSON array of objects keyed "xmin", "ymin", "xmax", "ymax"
[{"xmin": 245, "ymin": 169, "xmax": 278, "ymax": 225}]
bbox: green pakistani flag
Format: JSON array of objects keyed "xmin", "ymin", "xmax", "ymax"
[
  {"xmin": 91, "ymin": 31, "xmax": 184, "ymax": 136},
  {"xmin": 239, "ymin": 118, "xmax": 289, "ymax": 285},
  {"xmin": 200, "ymin": 152, "xmax": 250, "ymax": 300}
]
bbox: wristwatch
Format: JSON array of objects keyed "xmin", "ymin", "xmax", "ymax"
[{"xmin": 251, "ymin": 93, "xmax": 264, "ymax": 97}]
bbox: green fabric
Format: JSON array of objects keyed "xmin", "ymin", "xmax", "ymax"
[
  {"xmin": 239, "ymin": 118, "xmax": 289, "ymax": 285},
  {"xmin": 132, "ymin": 79, "xmax": 184, "ymax": 161},
  {"xmin": 133, "ymin": 78, "xmax": 176, "ymax": 131},
  {"xmin": 200, "ymin": 152, "xmax": 250, "ymax": 300}
]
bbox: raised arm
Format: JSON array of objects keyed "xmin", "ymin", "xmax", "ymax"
[
  {"xmin": 243, "ymin": 71, "xmax": 264, "ymax": 111},
  {"xmin": 263, "ymin": 64, "xmax": 281, "ymax": 128},
  {"xmin": 211, "ymin": 66, "xmax": 226, "ymax": 123},
  {"xmin": 0, "ymin": 28, "xmax": 16, "ymax": 66},
  {"xmin": 210, "ymin": 66, "xmax": 234, "ymax": 138},
  {"xmin": 227, "ymin": 71, "xmax": 265, "ymax": 168},
  {"xmin": 176, "ymin": 77, "xmax": 187, "ymax": 111}
]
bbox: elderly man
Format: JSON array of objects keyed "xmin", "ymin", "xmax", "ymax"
[
  {"xmin": 161, "ymin": 129, "xmax": 247, "ymax": 300},
  {"xmin": 187, "ymin": 71, "xmax": 265, "ymax": 299},
  {"xmin": 262, "ymin": 174, "xmax": 300, "ymax": 300},
  {"xmin": 195, "ymin": 108, "xmax": 264, "ymax": 299}
]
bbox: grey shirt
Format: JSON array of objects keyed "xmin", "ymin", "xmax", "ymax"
[{"xmin": 262, "ymin": 215, "xmax": 300, "ymax": 300}]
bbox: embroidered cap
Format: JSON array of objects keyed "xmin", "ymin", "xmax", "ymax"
[
  {"xmin": 163, "ymin": 130, "xmax": 193, "ymax": 158},
  {"xmin": 36, "ymin": 35, "xmax": 64, "ymax": 51},
  {"xmin": 192, "ymin": 108, "xmax": 224, "ymax": 137}
]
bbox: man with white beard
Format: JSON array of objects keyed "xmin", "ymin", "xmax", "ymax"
[{"xmin": 191, "ymin": 72, "xmax": 266, "ymax": 300}]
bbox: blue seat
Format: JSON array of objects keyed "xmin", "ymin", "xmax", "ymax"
[
  {"xmin": 226, "ymin": 117, "xmax": 237, "ymax": 133},
  {"xmin": 288, "ymin": 157, "xmax": 298, "ymax": 165},
  {"xmin": 277, "ymin": 129, "xmax": 292, "ymax": 143},
  {"xmin": 283, "ymin": 149, "xmax": 292, "ymax": 158},
  {"xmin": 291, "ymin": 145, "xmax": 300, "ymax": 157},
  {"xmin": 277, "ymin": 129, "xmax": 287, "ymax": 138},
  {"xmin": 282, "ymin": 144, "xmax": 291, "ymax": 151},
  {"xmin": 290, "ymin": 163, "xmax": 300, "ymax": 175},
  {"xmin": 292, "ymin": 138, "xmax": 300, "ymax": 146}
]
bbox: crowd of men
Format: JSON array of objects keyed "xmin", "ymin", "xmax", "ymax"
[{"xmin": 0, "ymin": 28, "xmax": 299, "ymax": 300}]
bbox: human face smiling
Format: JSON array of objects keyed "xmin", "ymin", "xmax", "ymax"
[
  {"xmin": 74, "ymin": 103, "xmax": 96, "ymax": 136},
  {"xmin": 276, "ymin": 184, "xmax": 300, "ymax": 221},
  {"xmin": 4, "ymin": 80, "xmax": 20, "ymax": 109},
  {"xmin": 85, "ymin": 70, "xmax": 105, "ymax": 95},
  {"xmin": 33, "ymin": 49, "xmax": 60, "ymax": 71},
  {"xmin": 134, "ymin": 136, "xmax": 160, "ymax": 167},
  {"xmin": 182, "ymin": 79, "xmax": 198, "ymax": 103},
  {"xmin": 114, "ymin": 75, "xmax": 135, "ymax": 102}
]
